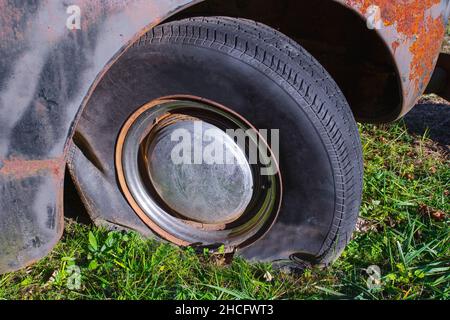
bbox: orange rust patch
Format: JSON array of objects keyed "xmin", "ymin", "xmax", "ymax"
[
  {"xmin": 391, "ymin": 40, "xmax": 400, "ymax": 54},
  {"xmin": 410, "ymin": 15, "xmax": 445, "ymax": 90},
  {"xmin": 343, "ymin": 0, "xmax": 445, "ymax": 90},
  {"xmin": 343, "ymin": 0, "xmax": 441, "ymax": 35},
  {"xmin": 0, "ymin": 158, "xmax": 64, "ymax": 180}
]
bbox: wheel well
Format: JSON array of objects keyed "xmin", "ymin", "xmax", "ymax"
[{"xmin": 170, "ymin": 0, "xmax": 402, "ymax": 123}]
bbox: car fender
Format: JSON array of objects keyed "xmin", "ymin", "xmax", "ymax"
[{"xmin": 0, "ymin": 0, "xmax": 201, "ymax": 274}]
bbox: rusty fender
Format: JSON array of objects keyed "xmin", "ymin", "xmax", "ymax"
[
  {"xmin": 338, "ymin": 0, "xmax": 449, "ymax": 118},
  {"xmin": 0, "ymin": 0, "xmax": 448, "ymax": 274}
]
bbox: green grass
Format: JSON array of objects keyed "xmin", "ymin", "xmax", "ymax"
[{"xmin": 0, "ymin": 121, "xmax": 449, "ymax": 300}]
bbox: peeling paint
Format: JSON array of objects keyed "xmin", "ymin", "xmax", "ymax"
[{"xmin": 365, "ymin": 5, "xmax": 382, "ymax": 30}]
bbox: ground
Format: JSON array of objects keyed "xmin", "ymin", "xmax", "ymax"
[{"xmin": 0, "ymin": 97, "xmax": 448, "ymax": 300}]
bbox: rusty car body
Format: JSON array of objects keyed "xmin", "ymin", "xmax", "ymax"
[{"xmin": 1, "ymin": 0, "xmax": 449, "ymax": 274}]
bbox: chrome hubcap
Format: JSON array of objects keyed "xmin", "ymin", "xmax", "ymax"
[{"xmin": 146, "ymin": 115, "xmax": 254, "ymax": 224}]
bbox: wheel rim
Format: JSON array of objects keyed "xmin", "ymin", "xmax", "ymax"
[{"xmin": 116, "ymin": 96, "xmax": 282, "ymax": 249}]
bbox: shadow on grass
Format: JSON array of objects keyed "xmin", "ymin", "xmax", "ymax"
[{"xmin": 404, "ymin": 103, "xmax": 450, "ymax": 150}]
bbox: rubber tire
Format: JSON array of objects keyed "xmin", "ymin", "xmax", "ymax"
[{"xmin": 70, "ymin": 17, "xmax": 363, "ymax": 266}]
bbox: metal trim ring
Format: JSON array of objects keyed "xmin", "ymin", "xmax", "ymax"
[{"xmin": 115, "ymin": 96, "xmax": 282, "ymax": 250}]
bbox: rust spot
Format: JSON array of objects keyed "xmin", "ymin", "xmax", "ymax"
[
  {"xmin": 0, "ymin": 158, "xmax": 64, "ymax": 180},
  {"xmin": 391, "ymin": 40, "xmax": 400, "ymax": 53}
]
